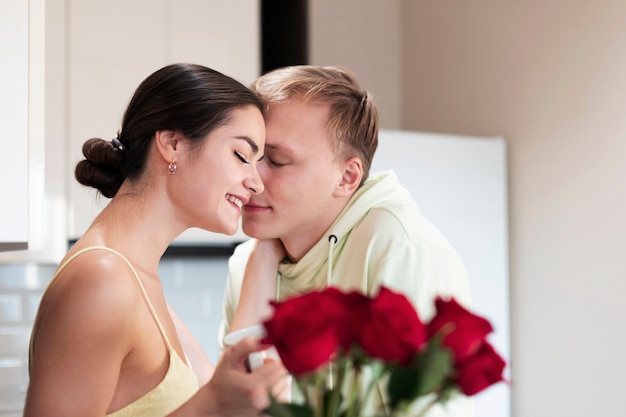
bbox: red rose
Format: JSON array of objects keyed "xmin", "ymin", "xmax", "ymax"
[
  {"xmin": 328, "ymin": 289, "xmax": 371, "ymax": 352},
  {"xmin": 358, "ymin": 287, "xmax": 427, "ymax": 364},
  {"xmin": 263, "ymin": 287, "xmax": 349, "ymax": 375},
  {"xmin": 454, "ymin": 342, "xmax": 506, "ymax": 395},
  {"xmin": 427, "ymin": 297, "xmax": 493, "ymax": 363}
]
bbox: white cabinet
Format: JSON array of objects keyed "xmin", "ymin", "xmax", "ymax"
[
  {"xmin": 67, "ymin": 0, "xmax": 260, "ymax": 244},
  {"xmin": 0, "ymin": 0, "xmax": 45, "ymax": 253}
]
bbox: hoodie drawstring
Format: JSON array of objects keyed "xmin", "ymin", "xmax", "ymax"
[
  {"xmin": 326, "ymin": 234, "xmax": 338, "ymax": 389},
  {"xmin": 275, "ymin": 271, "xmax": 282, "ymax": 302},
  {"xmin": 327, "ymin": 234, "xmax": 338, "ymax": 286}
]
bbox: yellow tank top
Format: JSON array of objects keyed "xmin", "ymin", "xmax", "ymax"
[{"xmin": 31, "ymin": 246, "xmax": 199, "ymax": 417}]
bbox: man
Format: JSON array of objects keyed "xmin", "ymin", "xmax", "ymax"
[{"xmin": 219, "ymin": 65, "xmax": 473, "ymax": 416}]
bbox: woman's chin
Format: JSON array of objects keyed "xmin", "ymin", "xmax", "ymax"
[
  {"xmin": 196, "ymin": 221, "xmax": 238, "ymax": 236},
  {"xmin": 220, "ymin": 222, "xmax": 239, "ymax": 236}
]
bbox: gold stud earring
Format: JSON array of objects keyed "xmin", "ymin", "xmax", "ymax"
[{"xmin": 168, "ymin": 160, "xmax": 177, "ymax": 175}]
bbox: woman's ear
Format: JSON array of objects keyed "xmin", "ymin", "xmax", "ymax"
[
  {"xmin": 335, "ymin": 157, "xmax": 363, "ymax": 197},
  {"xmin": 154, "ymin": 130, "xmax": 180, "ymax": 163}
]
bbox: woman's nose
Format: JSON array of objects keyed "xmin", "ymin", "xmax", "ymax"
[{"xmin": 246, "ymin": 167, "xmax": 265, "ymax": 194}]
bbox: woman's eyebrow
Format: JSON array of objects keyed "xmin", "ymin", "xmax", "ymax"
[{"xmin": 236, "ymin": 136, "xmax": 260, "ymax": 154}]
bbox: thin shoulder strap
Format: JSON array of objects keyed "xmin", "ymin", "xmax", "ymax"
[{"xmin": 45, "ymin": 246, "xmax": 174, "ymax": 350}]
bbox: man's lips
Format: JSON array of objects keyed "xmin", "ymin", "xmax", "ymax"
[{"xmin": 243, "ymin": 203, "xmax": 269, "ymax": 212}]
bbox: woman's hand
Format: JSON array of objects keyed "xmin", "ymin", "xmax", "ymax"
[{"xmin": 170, "ymin": 336, "xmax": 287, "ymax": 416}]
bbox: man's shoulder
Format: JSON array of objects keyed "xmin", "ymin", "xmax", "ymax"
[{"xmin": 355, "ymin": 204, "xmax": 457, "ymax": 253}]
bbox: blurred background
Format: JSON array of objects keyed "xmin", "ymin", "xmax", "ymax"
[{"xmin": 2, "ymin": 1, "xmax": 625, "ymax": 416}]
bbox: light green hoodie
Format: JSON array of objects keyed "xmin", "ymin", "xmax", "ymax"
[
  {"xmin": 219, "ymin": 170, "xmax": 474, "ymax": 416},
  {"xmin": 221, "ymin": 170, "xmax": 471, "ymax": 326}
]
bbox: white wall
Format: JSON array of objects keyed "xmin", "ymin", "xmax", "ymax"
[
  {"xmin": 309, "ymin": 0, "xmax": 403, "ymax": 129},
  {"xmin": 401, "ymin": 1, "xmax": 626, "ymax": 417}
]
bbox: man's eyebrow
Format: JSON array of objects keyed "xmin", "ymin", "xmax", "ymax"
[
  {"xmin": 236, "ymin": 136, "xmax": 259, "ymax": 154},
  {"xmin": 265, "ymin": 143, "xmax": 295, "ymax": 155}
]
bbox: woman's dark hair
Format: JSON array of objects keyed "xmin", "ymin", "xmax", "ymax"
[{"xmin": 75, "ymin": 63, "xmax": 263, "ymax": 198}]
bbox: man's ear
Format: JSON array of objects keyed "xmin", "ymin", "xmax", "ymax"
[
  {"xmin": 335, "ymin": 157, "xmax": 363, "ymax": 197},
  {"xmin": 154, "ymin": 130, "xmax": 180, "ymax": 163}
]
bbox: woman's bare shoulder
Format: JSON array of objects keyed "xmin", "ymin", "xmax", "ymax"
[
  {"xmin": 26, "ymin": 248, "xmax": 147, "ymax": 416},
  {"xmin": 33, "ymin": 248, "xmax": 144, "ymax": 355},
  {"xmin": 51, "ymin": 247, "xmax": 141, "ymax": 308}
]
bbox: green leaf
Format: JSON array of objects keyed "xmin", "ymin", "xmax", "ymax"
[
  {"xmin": 386, "ymin": 340, "xmax": 453, "ymax": 410},
  {"xmin": 412, "ymin": 341, "xmax": 453, "ymax": 396},
  {"xmin": 264, "ymin": 395, "xmax": 314, "ymax": 417},
  {"xmin": 386, "ymin": 365, "xmax": 419, "ymax": 409}
]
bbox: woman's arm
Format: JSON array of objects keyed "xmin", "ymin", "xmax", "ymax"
[{"xmin": 229, "ymin": 239, "xmax": 285, "ymax": 332}]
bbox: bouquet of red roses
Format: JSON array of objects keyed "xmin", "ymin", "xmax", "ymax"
[{"xmin": 261, "ymin": 286, "xmax": 506, "ymax": 417}]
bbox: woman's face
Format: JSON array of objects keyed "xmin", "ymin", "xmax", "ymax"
[{"xmin": 171, "ymin": 105, "xmax": 266, "ymax": 235}]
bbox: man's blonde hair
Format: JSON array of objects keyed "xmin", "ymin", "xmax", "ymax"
[{"xmin": 251, "ymin": 65, "xmax": 379, "ymax": 185}]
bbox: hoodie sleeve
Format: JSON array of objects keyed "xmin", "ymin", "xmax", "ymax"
[
  {"xmin": 350, "ymin": 206, "xmax": 472, "ymax": 322},
  {"xmin": 374, "ymin": 237, "xmax": 472, "ymax": 321}
]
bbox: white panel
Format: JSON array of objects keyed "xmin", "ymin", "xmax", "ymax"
[
  {"xmin": 371, "ymin": 129, "xmax": 510, "ymax": 417},
  {"xmin": 27, "ymin": 0, "xmax": 46, "ymax": 252},
  {"xmin": 0, "ymin": 0, "xmax": 29, "ymax": 248}
]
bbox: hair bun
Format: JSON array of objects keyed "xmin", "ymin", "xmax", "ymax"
[{"xmin": 75, "ymin": 138, "xmax": 125, "ymax": 198}]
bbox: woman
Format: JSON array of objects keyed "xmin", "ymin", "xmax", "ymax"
[{"xmin": 24, "ymin": 63, "xmax": 285, "ymax": 417}]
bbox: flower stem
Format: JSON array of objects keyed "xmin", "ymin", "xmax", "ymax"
[
  {"xmin": 346, "ymin": 364, "xmax": 363, "ymax": 417},
  {"xmin": 356, "ymin": 362, "xmax": 385, "ymax": 417},
  {"xmin": 326, "ymin": 357, "xmax": 348, "ymax": 417},
  {"xmin": 315, "ymin": 380, "xmax": 325, "ymax": 417}
]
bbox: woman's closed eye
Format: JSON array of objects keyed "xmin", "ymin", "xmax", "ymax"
[{"xmin": 234, "ymin": 151, "xmax": 250, "ymax": 164}]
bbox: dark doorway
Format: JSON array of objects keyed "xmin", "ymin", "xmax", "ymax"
[{"xmin": 261, "ymin": 0, "xmax": 309, "ymax": 74}]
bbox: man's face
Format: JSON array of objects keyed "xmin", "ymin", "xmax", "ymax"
[{"xmin": 242, "ymin": 95, "xmax": 347, "ymax": 259}]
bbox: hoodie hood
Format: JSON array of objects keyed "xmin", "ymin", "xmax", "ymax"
[{"xmin": 277, "ymin": 170, "xmax": 417, "ymax": 291}]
